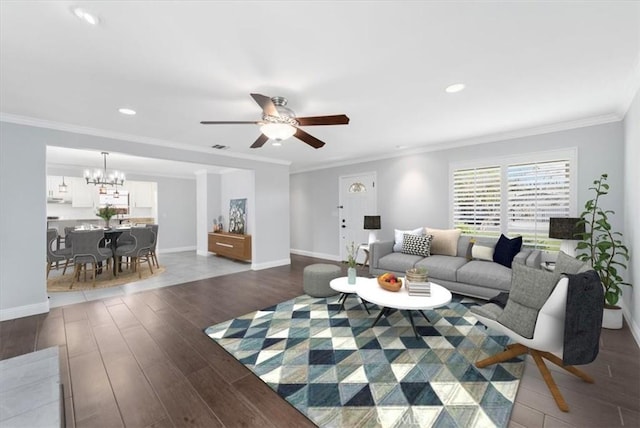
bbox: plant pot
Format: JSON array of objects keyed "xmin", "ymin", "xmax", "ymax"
[
  {"xmin": 347, "ymin": 267, "xmax": 357, "ymax": 284},
  {"xmin": 602, "ymin": 305, "xmax": 623, "ymax": 330}
]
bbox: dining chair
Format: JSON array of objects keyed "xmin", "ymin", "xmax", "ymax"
[
  {"xmin": 69, "ymin": 229, "xmax": 113, "ymax": 288},
  {"xmin": 115, "ymin": 227, "xmax": 154, "ymax": 278},
  {"xmin": 146, "ymin": 224, "xmax": 159, "ymax": 268},
  {"xmin": 46, "ymin": 228, "xmax": 72, "ymax": 278}
]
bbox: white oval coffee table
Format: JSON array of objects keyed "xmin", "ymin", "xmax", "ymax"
[
  {"xmin": 357, "ymin": 279, "xmax": 452, "ymax": 338},
  {"xmin": 329, "ymin": 276, "xmax": 371, "ymax": 314}
]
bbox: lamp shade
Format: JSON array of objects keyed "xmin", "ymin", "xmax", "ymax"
[
  {"xmin": 363, "ymin": 215, "xmax": 381, "ymax": 230},
  {"xmin": 549, "ymin": 217, "xmax": 585, "ymax": 240}
]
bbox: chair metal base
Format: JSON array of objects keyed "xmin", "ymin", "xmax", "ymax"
[{"xmin": 475, "ymin": 343, "xmax": 594, "ymax": 412}]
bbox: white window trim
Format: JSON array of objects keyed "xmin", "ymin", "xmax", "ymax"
[{"xmin": 449, "ymin": 147, "xmax": 578, "ymax": 234}]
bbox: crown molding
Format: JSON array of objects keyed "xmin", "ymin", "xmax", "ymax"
[
  {"xmin": 0, "ymin": 113, "xmax": 291, "ymax": 166},
  {"xmin": 619, "ymin": 54, "xmax": 640, "ymax": 117},
  {"xmin": 290, "ymin": 113, "xmax": 622, "ymax": 174}
]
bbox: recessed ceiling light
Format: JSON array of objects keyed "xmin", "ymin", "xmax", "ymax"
[
  {"xmin": 72, "ymin": 7, "xmax": 99, "ymax": 25},
  {"xmin": 118, "ymin": 108, "xmax": 136, "ymax": 116},
  {"xmin": 445, "ymin": 83, "xmax": 465, "ymax": 93}
]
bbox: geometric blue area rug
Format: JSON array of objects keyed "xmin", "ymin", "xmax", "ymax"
[{"xmin": 204, "ymin": 294, "xmax": 524, "ymax": 428}]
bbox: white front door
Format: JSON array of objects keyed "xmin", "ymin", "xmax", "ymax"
[{"xmin": 339, "ymin": 172, "xmax": 377, "ymax": 264}]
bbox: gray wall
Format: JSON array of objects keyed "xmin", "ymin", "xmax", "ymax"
[
  {"xmin": 0, "ymin": 122, "xmax": 290, "ymax": 320},
  {"xmin": 291, "ymin": 122, "xmax": 625, "ymax": 263},
  {"xmin": 253, "ymin": 164, "xmax": 290, "ymax": 268},
  {"xmin": 156, "ymin": 176, "xmax": 197, "ymax": 251},
  {"xmin": 623, "ymin": 88, "xmax": 639, "ymax": 342},
  {"xmin": 0, "ymin": 124, "xmax": 49, "ymax": 320}
]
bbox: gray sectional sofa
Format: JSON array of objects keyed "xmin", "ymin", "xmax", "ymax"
[{"xmin": 369, "ymin": 235, "xmax": 541, "ymax": 300}]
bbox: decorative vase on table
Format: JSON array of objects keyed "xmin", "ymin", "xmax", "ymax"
[
  {"xmin": 347, "ymin": 267, "xmax": 357, "ymax": 285},
  {"xmin": 346, "ymin": 241, "xmax": 357, "ymax": 284}
]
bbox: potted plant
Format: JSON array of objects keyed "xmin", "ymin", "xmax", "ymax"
[
  {"xmin": 346, "ymin": 241, "xmax": 357, "ymax": 284},
  {"xmin": 576, "ymin": 173, "xmax": 631, "ymax": 329},
  {"xmin": 96, "ymin": 204, "xmax": 117, "ymax": 228}
]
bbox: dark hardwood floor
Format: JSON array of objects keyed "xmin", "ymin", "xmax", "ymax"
[{"xmin": 1, "ymin": 254, "xmax": 639, "ymax": 427}]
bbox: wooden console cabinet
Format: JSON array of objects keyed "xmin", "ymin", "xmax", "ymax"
[{"xmin": 208, "ymin": 232, "xmax": 251, "ymax": 261}]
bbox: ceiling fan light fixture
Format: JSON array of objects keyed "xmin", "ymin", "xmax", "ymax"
[{"xmin": 260, "ymin": 123, "xmax": 296, "ymax": 141}]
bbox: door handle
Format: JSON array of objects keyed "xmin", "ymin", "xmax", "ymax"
[{"xmin": 341, "ymin": 225, "xmax": 346, "ymax": 228}]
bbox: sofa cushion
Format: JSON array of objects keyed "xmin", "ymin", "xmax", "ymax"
[
  {"xmin": 393, "ymin": 227, "xmax": 424, "ymax": 252},
  {"xmin": 457, "ymin": 235, "xmax": 473, "ymax": 258},
  {"xmin": 497, "ymin": 263, "xmax": 559, "ymax": 339},
  {"xmin": 402, "ymin": 233, "xmax": 433, "ymax": 257},
  {"xmin": 377, "ymin": 252, "xmax": 424, "ymax": 273},
  {"xmin": 493, "ymin": 234, "xmax": 523, "ymax": 268},
  {"xmin": 456, "ymin": 260, "xmax": 513, "ymax": 291},
  {"xmin": 425, "ymin": 228, "xmax": 461, "ymax": 256},
  {"xmin": 414, "ymin": 255, "xmax": 468, "ymax": 282}
]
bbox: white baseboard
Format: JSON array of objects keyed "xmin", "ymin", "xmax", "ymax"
[
  {"xmin": 290, "ymin": 248, "xmax": 341, "ymax": 262},
  {"xmin": 0, "ymin": 300, "xmax": 50, "ymax": 322},
  {"xmin": 159, "ymin": 246, "xmax": 197, "ymax": 254},
  {"xmin": 622, "ymin": 303, "xmax": 640, "ymax": 348},
  {"xmin": 251, "ymin": 258, "xmax": 291, "ymax": 271}
]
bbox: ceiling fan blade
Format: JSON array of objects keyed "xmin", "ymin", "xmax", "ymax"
[
  {"xmin": 294, "ymin": 128, "xmax": 325, "ymax": 149},
  {"xmin": 296, "ymin": 115, "xmax": 350, "ymax": 126},
  {"xmin": 200, "ymin": 121, "xmax": 260, "ymax": 125},
  {"xmin": 250, "ymin": 133, "xmax": 269, "ymax": 149},
  {"xmin": 250, "ymin": 93, "xmax": 279, "ymax": 117}
]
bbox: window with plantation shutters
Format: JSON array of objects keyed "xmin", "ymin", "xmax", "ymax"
[
  {"xmin": 451, "ymin": 149, "xmax": 576, "ymax": 251},
  {"xmin": 452, "ymin": 166, "xmax": 502, "ymax": 238},
  {"xmin": 507, "ymin": 160, "xmax": 571, "ymax": 250}
]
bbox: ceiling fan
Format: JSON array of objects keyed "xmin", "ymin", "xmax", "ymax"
[{"xmin": 201, "ymin": 93, "xmax": 349, "ymax": 149}]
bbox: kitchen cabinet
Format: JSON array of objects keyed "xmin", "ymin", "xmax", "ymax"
[
  {"xmin": 71, "ymin": 177, "xmax": 96, "ymax": 208},
  {"xmin": 129, "ymin": 181, "xmax": 155, "ymax": 208},
  {"xmin": 46, "ymin": 176, "xmax": 71, "ymax": 203}
]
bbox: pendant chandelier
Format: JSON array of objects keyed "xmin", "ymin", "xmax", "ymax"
[
  {"xmin": 58, "ymin": 176, "xmax": 68, "ymax": 193},
  {"xmin": 84, "ymin": 152, "xmax": 125, "ymax": 195}
]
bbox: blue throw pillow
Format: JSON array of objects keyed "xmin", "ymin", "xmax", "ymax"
[{"xmin": 493, "ymin": 234, "xmax": 523, "ymax": 268}]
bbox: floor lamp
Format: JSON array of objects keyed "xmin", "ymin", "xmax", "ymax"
[
  {"xmin": 364, "ymin": 215, "xmax": 381, "ymax": 244},
  {"xmin": 549, "ymin": 217, "xmax": 585, "ymax": 257}
]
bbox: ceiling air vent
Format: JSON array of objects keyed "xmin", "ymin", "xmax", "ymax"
[{"xmin": 211, "ymin": 144, "xmax": 230, "ymax": 150}]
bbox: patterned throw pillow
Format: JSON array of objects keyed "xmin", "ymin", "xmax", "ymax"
[{"xmin": 402, "ymin": 233, "xmax": 433, "ymax": 257}]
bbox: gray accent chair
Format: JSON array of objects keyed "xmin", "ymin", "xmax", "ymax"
[
  {"xmin": 46, "ymin": 228, "xmax": 72, "ymax": 278},
  {"xmin": 115, "ymin": 227, "xmax": 154, "ymax": 278},
  {"xmin": 471, "ymin": 261, "xmax": 597, "ymax": 413},
  {"xmin": 69, "ymin": 229, "xmax": 113, "ymax": 288}
]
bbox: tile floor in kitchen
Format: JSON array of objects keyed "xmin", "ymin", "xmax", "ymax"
[{"xmin": 47, "ymin": 251, "xmax": 251, "ymax": 308}]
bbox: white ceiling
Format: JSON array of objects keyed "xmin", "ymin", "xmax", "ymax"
[{"xmin": 1, "ymin": 1, "xmax": 639, "ymax": 174}]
